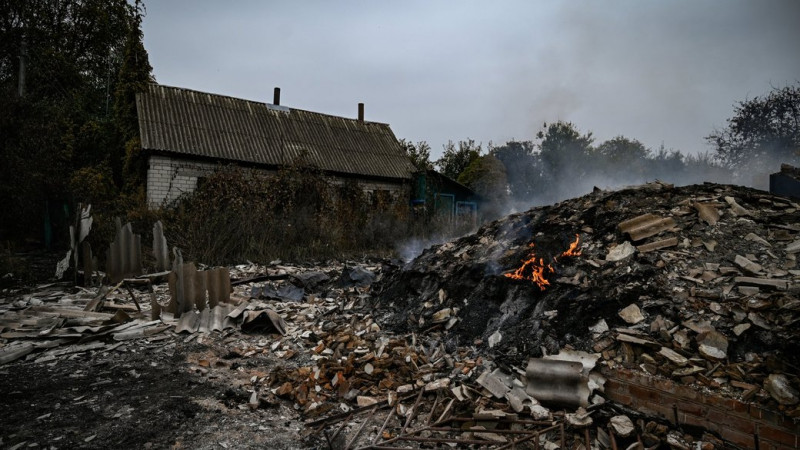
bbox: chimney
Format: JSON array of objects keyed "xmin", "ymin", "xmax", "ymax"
[
  {"xmin": 358, "ymin": 102, "xmax": 364, "ymax": 122},
  {"xmin": 273, "ymin": 87, "xmax": 280, "ymax": 105}
]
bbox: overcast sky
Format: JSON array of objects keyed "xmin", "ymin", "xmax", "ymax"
[{"xmin": 142, "ymin": 1, "xmax": 800, "ymax": 160}]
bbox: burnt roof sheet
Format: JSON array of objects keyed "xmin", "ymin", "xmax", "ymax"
[{"xmin": 137, "ymin": 84, "xmax": 415, "ymax": 180}]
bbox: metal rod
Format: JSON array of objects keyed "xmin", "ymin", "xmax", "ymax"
[
  {"xmin": 329, "ymin": 413, "xmax": 352, "ymax": 443},
  {"xmin": 370, "ymin": 404, "xmax": 397, "ymax": 446},
  {"xmin": 496, "ymin": 430, "xmax": 539, "ymax": 450},
  {"xmin": 395, "ymin": 435, "xmax": 517, "ymax": 445},
  {"xmin": 400, "ymin": 388, "xmax": 424, "ymax": 435},
  {"xmin": 434, "ymin": 398, "xmax": 454, "ymax": 424},
  {"xmin": 124, "ymin": 285, "xmax": 142, "ymax": 312},
  {"xmin": 443, "ymin": 417, "xmax": 555, "ymax": 426},
  {"xmin": 345, "ymin": 405, "xmax": 377, "ymax": 450},
  {"xmin": 425, "ymin": 391, "xmax": 440, "ymax": 425},
  {"xmin": 426, "ymin": 427, "xmax": 551, "ymax": 435},
  {"xmin": 608, "ymin": 425, "xmax": 619, "ymax": 450}
]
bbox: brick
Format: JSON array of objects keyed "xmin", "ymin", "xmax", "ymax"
[
  {"xmin": 705, "ymin": 395, "xmax": 738, "ymax": 410},
  {"xmin": 707, "ymin": 409, "xmax": 755, "ymax": 434},
  {"xmin": 680, "ymin": 412, "xmax": 711, "ymax": 430},
  {"xmin": 676, "ymin": 400, "xmax": 705, "ymax": 416},
  {"xmin": 629, "ymin": 385, "xmax": 660, "ymax": 403},
  {"xmin": 759, "ymin": 425, "xmax": 798, "ymax": 447},
  {"xmin": 640, "ymin": 401, "xmax": 675, "ymax": 423},
  {"xmin": 731, "ymin": 399, "xmax": 749, "ymax": 416},
  {"xmin": 607, "ymin": 392, "xmax": 632, "ymax": 406},
  {"xmin": 751, "ymin": 405, "xmax": 763, "ymax": 420},
  {"xmin": 673, "ymin": 385, "xmax": 700, "ymax": 401},
  {"xmin": 760, "ymin": 408, "xmax": 784, "ymax": 428},
  {"xmin": 758, "ymin": 441, "xmax": 797, "ymax": 450},
  {"xmin": 604, "ymin": 379, "xmax": 628, "ymax": 395},
  {"xmin": 652, "ymin": 378, "xmax": 676, "ymax": 393},
  {"xmin": 781, "ymin": 416, "xmax": 800, "ymax": 433},
  {"xmin": 720, "ymin": 427, "xmax": 757, "ymax": 448}
]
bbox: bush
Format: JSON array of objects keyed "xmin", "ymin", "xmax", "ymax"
[{"xmin": 163, "ymin": 164, "xmax": 423, "ymax": 264}]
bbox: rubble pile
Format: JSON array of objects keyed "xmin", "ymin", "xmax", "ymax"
[
  {"xmin": 376, "ymin": 182, "xmax": 800, "ymax": 415},
  {"xmin": 3, "ymin": 181, "xmax": 800, "ymax": 448}
]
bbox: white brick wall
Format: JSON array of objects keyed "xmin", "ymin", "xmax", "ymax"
[
  {"xmin": 147, "ymin": 155, "xmax": 220, "ymax": 207},
  {"xmin": 146, "ymin": 154, "xmax": 409, "ymax": 208}
]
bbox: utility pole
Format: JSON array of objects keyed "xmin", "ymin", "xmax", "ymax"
[{"xmin": 18, "ymin": 29, "xmax": 27, "ymax": 97}]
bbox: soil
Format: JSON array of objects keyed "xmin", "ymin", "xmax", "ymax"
[{"xmin": 0, "ymin": 334, "xmax": 320, "ymax": 450}]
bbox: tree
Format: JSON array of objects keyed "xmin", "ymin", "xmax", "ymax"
[
  {"xmin": 436, "ymin": 139, "xmax": 482, "ymax": 180},
  {"xmin": 457, "ymin": 154, "xmax": 509, "ymax": 220},
  {"xmin": 707, "ymin": 84, "xmax": 800, "ymax": 174},
  {"xmin": 536, "ymin": 121, "xmax": 595, "ymax": 176},
  {"xmin": 596, "ymin": 136, "xmax": 650, "ymax": 180},
  {"xmin": 115, "ymin": 2, "xmax": 154, "ymax": 192},
  {"xmin": 399, "ymin": 139, "xmax": 433, "ymax": 171},
  {"xmin": 490, "ymin": 140, "xmax": 538, "ymax": 204},
  {"xmin": 0, "ymin": 0, "xmax": 148, "ymax": 243}
]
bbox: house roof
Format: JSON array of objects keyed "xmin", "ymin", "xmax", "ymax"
[{"xmin": 136, "ymin": 84, "xmax": 415, "ymax": 180}]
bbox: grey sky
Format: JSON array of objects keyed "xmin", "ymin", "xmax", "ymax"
[{"xmin": 142, "ymin": 1, "xmax": 800, "ymax": 160}]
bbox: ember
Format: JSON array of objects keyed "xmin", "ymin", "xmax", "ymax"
[{"xmin": 504, "ymin": 234, "xmax": 582, "ymax": 289}]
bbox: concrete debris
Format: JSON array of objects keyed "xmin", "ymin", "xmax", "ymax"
[
  {"xmin": 696, "ymin": 329, "xmax": 728, "ymax": 361},
  {"xmin": 606, "ymin": 241, "xmax": 636, "ymax": 262},
  {"xmin": 618, "ymin": 303, "xmax": 645, "ymax": 324},
  {"xmin": 725, "ymin": 196, "xmax": 753, "ymax": 216},
  {"xmin": 488, "ymin": 329, "xmax": 502, "ymax": 348},
  {"xmin": 658, "ymin": 347, "xmax": 689, "ymax": 367},
  {"xmin": 764, "ymin": 374, "xmax": 799, "ymax": 405},
  {"xmin": 693, "ymin": 202, "xmax": 720, "ymax": 225},
  {"xmin": 609, "ymin": 414, "xmax": 635, "ymax": 437},
  {"xmin": 733, "ymin": 254, "xmax": 763, "ymax": 274},
  {"xmin": 565, "ymin": 407, "xmax": 593, "ymax": 427},
  {"xmin": 617, "ymin": 213, "xmax": 677, "ymax": 241},
  {"xmin": 476, "ymin": 369, "xmax": 511, "ymax": 399}
]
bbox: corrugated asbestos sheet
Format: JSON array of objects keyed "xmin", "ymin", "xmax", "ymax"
[{"xmin": 137, "ymin": 84, "xmax": 416, "ymax": 180}]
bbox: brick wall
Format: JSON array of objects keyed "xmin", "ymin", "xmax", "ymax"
[
  {"xmin": 146, "ymin": 154, "xmax": 407, "ymax": 208},
  {"xmin": 602, "ymin": 367, "xmax": 800, "ymax": 449},
  {"xmin": 146, "ymin": 155, "xmax": 221, "ymax": 207}
]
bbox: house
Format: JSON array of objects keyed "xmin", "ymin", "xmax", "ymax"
[
  {"xmin": 412, "ymin": 169, "xmax": 480, "ymax": 221},
  {"xmin": 136, "ymin": 84, "xmax": 417, "ymax": 206},
  {"xmin": 770, "ymin": 164, "xmax": 800, "ymax": 199}
]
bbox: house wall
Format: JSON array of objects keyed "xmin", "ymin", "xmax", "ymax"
[{"xmin": 147, "ymin": 154, "xmax": 408, "ymax": 208}]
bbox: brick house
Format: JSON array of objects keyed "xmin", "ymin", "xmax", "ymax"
[{"xmin": 136, "ymin": 84, "xmax": 416, "ymax": 207}]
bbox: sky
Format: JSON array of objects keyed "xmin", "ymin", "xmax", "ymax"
[{"xmin": 141, "ymin": 1, "xmax": 800, "ymax": 160}]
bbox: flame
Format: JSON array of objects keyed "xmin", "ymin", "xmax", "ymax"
[
  {"xmin": 504, "ymin": 243, "xmax": 555, "ymax": 290},
  {"xmin": 561, "ymin": 234, "xmax": 582, "ymax": 257},
  {"xmin": 504, "ymin": 234, "xmax": 582, "ymax": 290}
]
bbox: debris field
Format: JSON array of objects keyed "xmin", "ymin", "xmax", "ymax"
[{"xmin": 2, "ymin": 181, "xmax": 800, "ymax": 449}]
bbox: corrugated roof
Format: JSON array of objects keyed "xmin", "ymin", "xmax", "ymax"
[{"xmin": 137, "ymin": 84, "xmax": 415, "ymax": 180}]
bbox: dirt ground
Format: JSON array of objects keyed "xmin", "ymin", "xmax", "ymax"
[{"xmin": 0, "ymin": 330, "xmax": 320, "ymax": 450}]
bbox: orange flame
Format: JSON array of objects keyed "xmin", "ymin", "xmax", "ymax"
[
  {"xmin": 504, "ymin": 234, "xmax": 582, "ymax": 290},
  {"xmin": 561, "ymin": 234, "xmax": 582, "ymax": 257}
]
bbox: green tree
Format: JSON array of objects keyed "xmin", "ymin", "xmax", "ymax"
[
  {"xmin": 399, "ymin": 139, "xmax": 433, "ymax": 171},
  {"xmin": 458, "ymin": 154, "xmax": 509, "ymax": 220},
  {"xmin": 116, "ymin": 3, "xmax": 153, "ymax": 192},
  {"xmin": 436, "ymin": 139, "xmax": 482, "ymax": 180},
  {"xmin": 536, "ymin": 121, "xmax": 595, "ymax": 176},
  {"xmin": 0, "ymin": 0, "xmax": 147, "ymax": 243},
  {"xmin": 490, "ymin": 140, "xmax": 538, "ymax": 204},
  {"xmin": 596, "ymin": 136, "xmax": 650, "ymax": 179},
  {"xmin": 707, "ymin": 84, "xmax": 800, "ymax": 174}
]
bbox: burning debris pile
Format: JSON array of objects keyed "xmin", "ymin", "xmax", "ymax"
[{"xmin": 375, "ymin": 182, "xmax": 800, "ymax": 430}]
